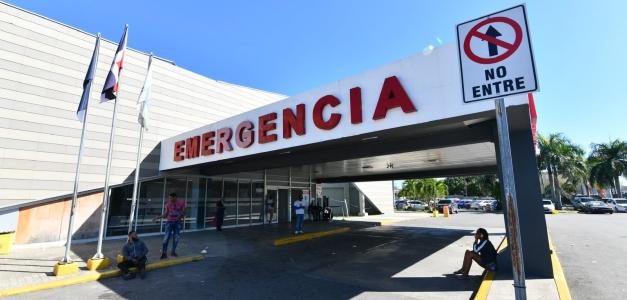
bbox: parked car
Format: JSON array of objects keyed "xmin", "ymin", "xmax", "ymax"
[
  {"xmin": 603, "ymin": 198, "xmax": 627, "ymax": 213},
  {"xmin": 542, "ymin": 199, "xmax": 555, "ymax": 213},
  {"xmin": 572, "ymin": 196, "xmax": 594, "ymax": 211},
  {"xmin": 480, "ymin": 200, "xmax": 494, "ymax": 210},
  {"xmin": 407, "ymin": 200, "xmax": 427, "ymax": 210},
  {"xmin": 470, "ymin": 200, "xmax": 482, "ymax": 210},
  {"xmin": 395, "ymin": 200, "xmax": 409, "ymax": 210},
  {"xmin": 457, "ymin": 199, "xmax": 468, "ymax": 209},
  {"xmin": 582, "ymin": 201, "xmax": 613, "ymax": 214},
  {"xmin": 484, "ymin": 200, "xmax": 500, "ymax": 212},
  {"xmin": 436, "ymin": 199, "xmax": 458, "ymax": 213}
]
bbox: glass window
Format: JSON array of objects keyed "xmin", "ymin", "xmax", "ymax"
[
  {"xmin": 205, "ymin": 178, "xmax": 222, "ymax": 228},
  {"xmin": 223, "ymin": 180, "xmax": 238, "ymax": 226},
  {"xmin": 106, "ymin": 184, "xmax": 134, "ymax": 237},
  {"xmin": 252, "ymin": 181, "xmax": 265, "ymax": 224},
  {"xmin": 135, "ymin": 178, "xmax": 164, "ymax": 234},
  {"xmin": 184, "ymin": 177, "xmax": 205, "ymax": 230},
  {"xmin": 238, "ymin": 180, "xmax": 251, "ymax": 225}
]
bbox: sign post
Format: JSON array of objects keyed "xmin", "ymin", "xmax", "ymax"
[{"xmin": 457, "ymin": 5, "xmax": 538, "ymax": 300}]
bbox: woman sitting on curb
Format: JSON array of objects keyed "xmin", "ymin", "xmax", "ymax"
[{"xmin": 454, "ymin": 228, "xmax": 497, "ymax": 279}]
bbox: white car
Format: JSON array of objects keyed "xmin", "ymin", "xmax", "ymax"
[
  {"xmin": 471, "ymin": 200, "xmax": 487, "ymax": 210},
  {"xmin": 407, "ymin": 200, "xmax": 427, "ymax": 210},
  {"xmin": 542, "ymin": 199, "xmax": 555, "ymax": 213},
  {"xmin": 604, "ymin": 198, "xmax": 627, "ymax": 213},
  {"xmin": 478, "ymin": 200, "xmax": 493, "ymax": 210}
]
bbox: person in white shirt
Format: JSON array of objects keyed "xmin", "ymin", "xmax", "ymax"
[{"xmin": 293, "ymin": 198, "xmax": 306, "ymax": 234}]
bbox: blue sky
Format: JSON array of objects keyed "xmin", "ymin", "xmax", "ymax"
[{"xmin": 8, "ymin": 0, "xmax": 627, "ymax": 153}]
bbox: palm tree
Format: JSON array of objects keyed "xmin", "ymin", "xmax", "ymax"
[
  {"xmin": 537, "ymin": 133, "xmax": 587, "ymax": 208},
  {"xmin": 588, "ymin": 140, "xmax": 627, "ymax": 197}
]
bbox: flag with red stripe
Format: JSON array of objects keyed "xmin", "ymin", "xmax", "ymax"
[{"xmin": 101, "ymin": 25, "xmax": 128, "ymax": 102}]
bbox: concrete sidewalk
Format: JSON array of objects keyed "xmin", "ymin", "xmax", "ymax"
[
  {"xmin": 0, "ymin": 220, "xmax": 358, "ymax": 294},
  {"xmin": 341, "ymin": 211, "xmax": 431, "ymax": 225}
]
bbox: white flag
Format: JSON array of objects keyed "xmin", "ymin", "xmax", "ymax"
[{"xmin": 137, "ymin": 55, "xmax": 153, "ymax": 129}]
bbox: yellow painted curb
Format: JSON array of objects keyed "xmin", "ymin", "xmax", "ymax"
[
  {"xmin": 86, "ymin": 257, "xmax": 111, "ymax": 271},
  {"xmin": 549, "ymin": 238, "xmax": 572, "ymax": 300},
  {"xmin": 53, "ymin": 261, "xmax": 79, "ymax": 276},
  {"xmin": 556, "ymin": 210, "xmax": 578, "ymax": 214},
  {"xmin": 473, "ymin": 236, "xmax": 508, "ymax": 300},
  {"xmin": 273, "ymin": 227, "xmax": 350, "ymax": 246},
  {"xmin": 0, "ymin": 255, "xmax": 204, "ymax": 297}
]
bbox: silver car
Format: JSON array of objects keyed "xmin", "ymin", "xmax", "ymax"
[
  {"xmin": 572, "ymin": 196, "xmax": 594, "ymax": 211},
  {"xmin": 603, "ymin": 198, "xmax": 627, "ymax": 213}
]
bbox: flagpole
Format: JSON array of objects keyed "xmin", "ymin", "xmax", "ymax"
[
  {"xmin": 62, "ymin": 34, "xmax": 100, "ymax": 264},
  {"xmin": 94, "ymin": 25, "xmax": 127, "ymax": 259},
  {"xmin": 64, "ymin": 96, "xmax": 89, "ymax": 262},
  {"xmin": 128, "ymin": 53, "xmax": 152, "ymax": 232},
  {"xmin": 128, "ymin": 126, "xmax": 144, "ymax": 232}
]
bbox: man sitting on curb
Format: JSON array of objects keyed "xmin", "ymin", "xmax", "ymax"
[{"xmin": 118, "ymin": 230, "xmax": 149, "ymax": 280}]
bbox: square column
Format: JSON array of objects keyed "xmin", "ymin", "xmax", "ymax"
[{"xmin": 494, "ymin": 104, "xmax": 553, "ymax": 278}]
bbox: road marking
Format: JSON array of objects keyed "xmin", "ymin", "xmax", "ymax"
[
  {"xmin": 473, "ymin": 236, "xmax": 508, "ymax": 300},
  {"xmin": 549, "ymin": 237, "xmax": 573, "ymax": 300},
  {"xmin": 273, "ymin": 227, "xmax": 351, "ymax": 246},
  {"xmin": 0, "ymin": 255, "xmax": 204, "ymax": 297}
]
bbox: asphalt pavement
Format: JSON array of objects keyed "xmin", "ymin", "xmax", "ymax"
[
  {"xmin": 546, "ymin": 212, "xmax": 627, "ymax": 300},
  {"xmin": 6, "ymin": 214, "xmax": 498, "ymax": 300},
  {"xmin": 6, "ymin": 211, "xmax": 622, "ymax": 300}
]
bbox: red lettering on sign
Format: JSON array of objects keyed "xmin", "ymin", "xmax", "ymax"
[
  {"xmin": 349, "ymin": 87, "xmax": 362, "ymax": 124},
  {"xmin": 216, "ymin": 127, "xmax": 233, "ymax": 153},
  {"xmin": 174, "ymin": 140, "xmax": 185, "ymax": 161},
  {"xmin": 236, "ymin": 121, "xmax": 255, "ymax": 148},
  {"xmin": 313, "ymin": 95, "xmax": 341, "ymax": 130},
  {"xmin": 258, "ymin": 112, "xmax": 278, "ymax": 144},
  {"xmin": 201, "ymin": 131, "xmax": 215, "ymax": 156},
  {"xmin": 185, "ymin": 136, "xmax": 200, "ymax": 158},
  {"xmin": 373, "ymin": 76, "xmax": 416, "ymax": 120},
  {"xmin": 283, "ymin": 104, "xmax": 306, "ymax": 139}
]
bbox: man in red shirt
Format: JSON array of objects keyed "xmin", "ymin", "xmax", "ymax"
[{"xmin": 153, "ymin": 193, "xmax": 186, "ymax": 259}]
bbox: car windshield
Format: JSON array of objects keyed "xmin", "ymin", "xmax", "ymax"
[
  {"xmin": 615, "ymin": 199, "xmax": 627, "ymax": 204},
  {"xmin": 438, "ymin": 200, "xmax": 452, "ymax": 204},
  {"xmin": 542, "ymin": 200, "xmax": 552, "ymax": 204},
  {"xmin": 580, "ymin": 198, "xmax": 593, "ymax": 202}
]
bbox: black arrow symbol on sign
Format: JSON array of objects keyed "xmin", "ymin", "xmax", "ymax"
[{"xmin": 484, "ymin": 25, "xmax": 502, "ymax": 56}]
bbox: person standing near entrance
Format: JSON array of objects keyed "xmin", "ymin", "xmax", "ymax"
[
  {"xmin": 152, "ymin": 193, "xmax": 186, "ymax": 259},
  {"xmin": 293, "ymin": 197, "xmax": 306, "ymax": 234},
  {"xmin": 266, "ymin": 201, "xmax": 275, "ymax": 224},
  {"xmin": 215, "ymin": 199, "xmax": 226, "ymax": 231}
]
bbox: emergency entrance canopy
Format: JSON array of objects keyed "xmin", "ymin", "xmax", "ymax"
[{"xmin": 159, "ymin": 44, "xmax": 528, "ymax": 172}]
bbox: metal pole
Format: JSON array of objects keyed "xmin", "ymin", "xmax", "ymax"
[
  {"xmin": 63, "ymin": 105, "xmax": 90, "ymax": 263},
  {"xmin": 128, "ymin": 127, "xmax": 144, "ymax": 232},
  {"xmin": 495, "ymin": 98, "xmax": 527, "ymax": 300},
  {"xmin": 94, "ymin": 88, "xmax": 122, "ymax": 259}
]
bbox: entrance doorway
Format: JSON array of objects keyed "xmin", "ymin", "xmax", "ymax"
[{"xmin": 267, "ymin": 188, "xmax": 290, "ymax": 223}]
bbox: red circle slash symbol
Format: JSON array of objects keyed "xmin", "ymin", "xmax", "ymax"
[{"xmin": 463, "ymin": 17, "xmax": 522, "ymax": 64}]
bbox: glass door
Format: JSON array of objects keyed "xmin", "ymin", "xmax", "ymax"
[{"xmin": 266, "ymin": 188, "xmax": 278, "ymax": 224}]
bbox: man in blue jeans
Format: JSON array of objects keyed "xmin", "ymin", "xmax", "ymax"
[
  {"xmin": 153, "ymin": 193, "xmax": 186, "ymax": 259},
  {"xmin": 293, "ymin": 197, "xmax": 306, "ymax": 234}
]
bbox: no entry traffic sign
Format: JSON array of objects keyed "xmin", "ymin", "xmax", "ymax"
[{"xmin": 457, "ymin": 5, "xmax": 538, "ymax": 103}]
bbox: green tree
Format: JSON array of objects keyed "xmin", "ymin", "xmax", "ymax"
[
  {"xmin": 537, "ymin": 133, "xmax": 587, "ymax": 208},
  {"xmin": 398, "ymin": 179, "xmax": 448, "ymax": 204},
  {"xmin": 588, "ymin": 140, "xmax": 627, "ymax": 197}
]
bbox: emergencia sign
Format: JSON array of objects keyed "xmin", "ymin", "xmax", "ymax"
[{"xmin": 457, "ymin": 4, "xmax": 538, "ymax": 103}]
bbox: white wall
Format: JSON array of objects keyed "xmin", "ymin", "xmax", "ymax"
[
  {"xmin": 354, "ymin": 181, "xmax": 394, "ymax": 215},
  {"xmin": 0, "ymin": 3, "xmax": 285, "ymax": 209},
  {"xmin": 0, "ymin": 209, "xmax": 18, "ymax": 232}
]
